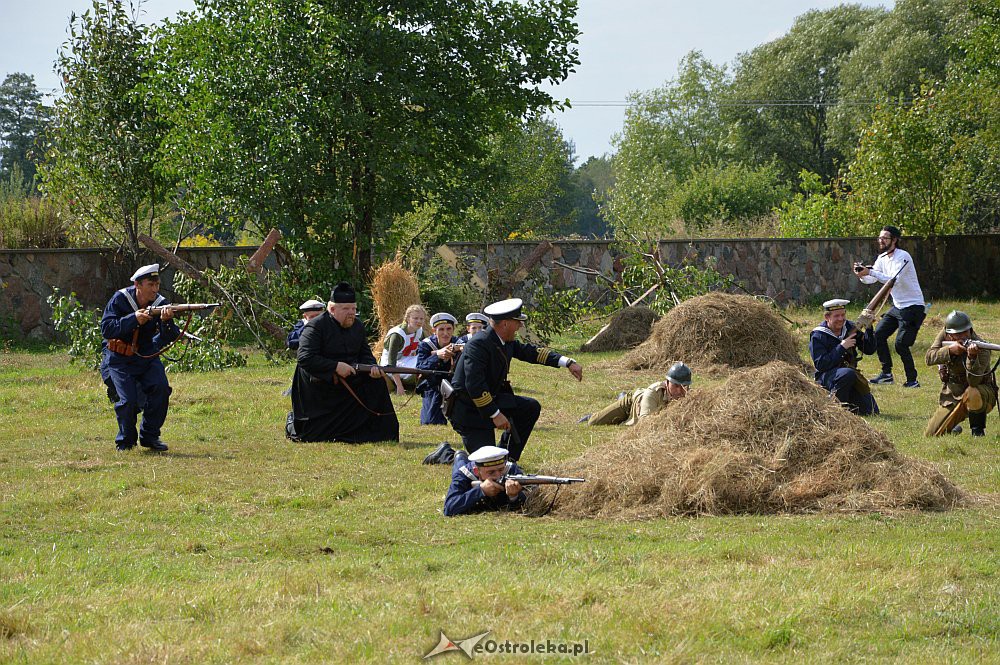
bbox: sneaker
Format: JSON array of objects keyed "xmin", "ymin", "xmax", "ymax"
[
  {"xmin": 115, "ymin": 443, "xmax": 135, "ymax": 451},
  {"xmin": 971, "ymin": 428, "xmax": 986, "ymax": 437},
  {"xmin": 139, "ymin": 439, "xmax": 169, "ymax": 452},
  {"xmin": 902, "ymin": 380, "xmax": 921, "ymax": 388},
  {"xmin": 869, "ymin": 372, "xmax": 894, "ymax": 385},
  {"xmin": 577, "ymin": 414, "xmax": 591, "ymax": 423},
  {"xmin": 950, "ymin": 425, "xmax": 963, "ymax": 435}
]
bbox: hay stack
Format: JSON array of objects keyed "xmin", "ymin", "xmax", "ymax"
[
  {"xmin": 581, "ymin": 306, "xmax": 658, "ymax": 353},
  {"xmin": 528, "ymin": 362, "xmax": 968, "ymax": 518},
  {"xmin": 622, "ymin": 292, "xmax": 802, "ymax": 374},
  {"xmin": 370, "ymin": 258, "xmax": 423, "ymax": 355}
]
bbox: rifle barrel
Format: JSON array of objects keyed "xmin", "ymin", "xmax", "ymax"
[{"xmin": 942, "ymin": 340, "xmax": 1000, "ymax": 352}]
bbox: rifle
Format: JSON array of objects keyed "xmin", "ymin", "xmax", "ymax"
[
  {"xmin": 146, "ymin": 303, "xmax": 220, "ymax": 316},
  {"xmin": 473, "ymin": 474, "xmax": 586, "ymax": 487},
  {"xmin": 855, "ymin": 261, "xmax": 908, "ymax": 331},
  {"xmin": 942, "ymin": 340, "xmax": 1000, "ymax": 352},
  {"xmin": 933, "ymin": 391, "xmax": 969, "ymax": 437},
  {"xmin": 351, "ymin": 363, "xmax": 451, "ymax": 378}
]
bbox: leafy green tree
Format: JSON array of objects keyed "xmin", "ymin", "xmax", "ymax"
[
  {"xmin": 565, "ymin": 155, "xmax": 613, "ymax": 237},
  {"xmin": 41, "ymin": 1, "xmax": 165, "ymax": 259},
  {"xmin": 0, "ymin": 73, "xmax": 50, "ymax": 189},
  {"xmin": 846, "ymin": 89, "xmax": 967, "ymax": 236},
  {"xmin": 830, "ymin": 0, "xmax": 962, "ymax": 157},
  {"xmin": 604, "ymin": 51, "xmax": 729, "ymax": 236},
  {"xmin": 776, "ymin": 170, "xmax": 858, "ymax": 237},
  {"xmin": 670, "ymin": 162, "xmax": 789, "ymax": 232},
  {"xmin": 726, "ymin": 5, "xmax": 885, "ymax": 182},
  {"xmin": 153, "ymin": 0, "xmax": 579, "ymax": 277}
]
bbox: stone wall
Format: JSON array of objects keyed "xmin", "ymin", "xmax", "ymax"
[
  {"xmin": 0, "ymin": 247, "xmax": 273, "ymax": 340},
  {"xmin": 4, "ymin": 235, "xmax": 998, "ymax": 341}
]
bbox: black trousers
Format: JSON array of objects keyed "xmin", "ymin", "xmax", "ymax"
[
  {"xmin": 453, "ymin": 395, "xmax": 541, "ymax": 462},
  {"xmin": 874, "ymin": 305, "xmax": 926, "ymax": 382}
]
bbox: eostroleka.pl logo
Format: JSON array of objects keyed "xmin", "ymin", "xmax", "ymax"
[{"xmin": 424, "ymin": 630, "xmax": 591, "ymax": 659}]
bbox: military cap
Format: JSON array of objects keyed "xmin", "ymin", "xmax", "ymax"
[
  {"xmin": 484, "ymin": 298, "xmax": 527, "ymax": 321},
  {"xmin": 944, "ymin": 310, "xmax": 973, "ymax": 334},
  {"xmin": 666, "ymin": 361, "xmax": 693, "ymax": 386},
  {"xmin": 430, "ymin": 312, "xmax": 457, "ymax": 327},
  {"xmin": 465, "ymin": 312, "xmax": 489, "ymax": 325},
  {"xmin": 468, "ymin": 446, "xmax": 509, "ymax": 468},
  {"xmin": 330, "ymin": 282, "xmax": 356, "ymax": 303},
  {"xmin": 822, "ymin": 299, "xmax": 850, "ymax": 312},
  {"xmin": 130, "ymin": 264, "xmax": 159, "ymax": 282},
  {"xmin": 299, "ymin": 299, "xmax": 325, "ymax": 312}
]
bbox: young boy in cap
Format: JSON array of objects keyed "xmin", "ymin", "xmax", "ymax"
[
  {"xmin": 809, "ymin": 298, "xmax": 879, "ymax": 415},
  {"xmin": 443, "ymin": 446, "xmax": 527, "ymax": 516},
  {"xmin": 416, "ymin": 312, "xmax": 460, "ymax": 426},
  {"xmin": 100, "ymin": 263, "xmax": 180, "ymax": 452},
  {"xmin": 449, "ymin": 298, "xmax": 583, "ymax": 461},
  {"xmin": 586, "ymin": 361, "xmax": 692, "ymax": 425},
  {"xmin": 286, "ymin": 299, "xmax": 326, "ymax": 350},
  {"xmin": 455, "ymin": 312, "xmax": 489, "ymax": 344},
  {"xmin": 289, "ymin": 282, "xmax": 399, "ymax": 443}
]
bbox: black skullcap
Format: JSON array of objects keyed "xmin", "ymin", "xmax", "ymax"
[{"xmin": 331, "ymin": 282, "xmax": 356, "ymax": 304}]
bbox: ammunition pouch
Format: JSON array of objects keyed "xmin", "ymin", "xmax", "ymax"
[{"xmin": 107, "ymin": 339, "xmax": 135, "ymax": 356}]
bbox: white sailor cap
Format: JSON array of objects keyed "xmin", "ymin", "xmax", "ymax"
[
  {"xmin": 822, "ymin": 299, "xmax": 850, "ymax": 312},
  {"xmin": 299, "ymin": 299, "xmax": 325, "ymax": 312},
  {"xmin": 483, "ymin": 298, "xmax": 527, "ymax": 321},
  {"xmin": 468, "ymin": 446, "xmax": 509, "ymax": 468},
  {"xmin": 465, "ymin": 312, "xmax": 489, "ymax": 325},
  {"xmin": 130, "ymin": 264, "xmax": 159, "ymax": 282},
  {"xmin": 430, "ymin": 312, "xmax": 458, "ymax": 327}
]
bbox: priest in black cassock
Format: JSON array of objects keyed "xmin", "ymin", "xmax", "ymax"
[{"xmin": 289, "ymin": 282, "xmax": 399, "ymax": 443}]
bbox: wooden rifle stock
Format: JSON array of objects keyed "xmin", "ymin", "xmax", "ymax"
[
  {"xmin": 352, "ymin": 363, "xmax": 451, "ymax": 378},
  {"xmin": 942, "ymin": 340, "xmax": 1000, "ymax": 352},
  {"xmin": 934, "ymin": 391, "xmax": 969, "ymax": 437},
  {"xmin": 147, "ymin": 303, "xmax": 220, "ymax": 316},
  {"xmin": 855, "ymin": 261, "xmax": 908, "ymax": 331}
]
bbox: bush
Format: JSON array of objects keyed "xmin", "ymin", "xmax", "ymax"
[
  {"xmin": 528, "ymin": 285, "xmax": 605, "ymax": 344},
  {"xmin": 0, "ymin": 197, "xmax": 67, "ymax": 249},
  {"xmin": 671, "ymin": 162, "xmax": 791, "ymax": 232},
  {"xmin": 777, "ymin": 170, "xmax": 860, "ymax": 237}
]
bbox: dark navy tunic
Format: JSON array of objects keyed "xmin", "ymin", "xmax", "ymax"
[
  {"xmin": 444, "ymin": 458, "xmax": 527, "ymax": 516},
  {"xmin": 415, "ymin": 334, "xmax": 455, "ymax": 425},
  {"xmin": 100, "ymin": 287, "xmax": 180, "ymax": 447},
  {"xmin": 809, "ymin": 320, "xmax": 879, "ymax": 415},
  {"xmin": 286, "ymin": 319, "xmax": 307, "ymax": 350}
]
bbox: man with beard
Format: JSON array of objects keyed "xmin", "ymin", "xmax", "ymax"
[{"xmin": 288, "ymin": 282, "xmax": 399, "ymax": 443}]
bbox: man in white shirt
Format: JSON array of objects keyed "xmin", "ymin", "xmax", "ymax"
[{"xmin": 854, "ymin": 225, "xmax": 926, "ymax": 388}]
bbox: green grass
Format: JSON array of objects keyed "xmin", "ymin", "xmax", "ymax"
[{"xmin": 1, "ymin": 300, "xmax": 998, "ymax": 663}]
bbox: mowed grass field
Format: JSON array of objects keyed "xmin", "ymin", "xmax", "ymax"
[{"xmin": 1, "ymin": 300, "xmax": 997, "ymax": 664}]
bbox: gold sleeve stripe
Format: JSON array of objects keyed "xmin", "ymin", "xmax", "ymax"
[
  {"xmin": 472, "ymin": 392, "xmax": 493, "ymax": 407},
  {"xmin": 536, "ymin": 347, "xmax": 551, "ymax": 363}
]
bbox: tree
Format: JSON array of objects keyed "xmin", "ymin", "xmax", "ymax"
[
  {"xmin": 726, "ymin": 5, "xmax": 885, "ymax": 182},
  {"xmin": 152, "ymin": 0, "xmax": 580, "ymax": 278},
  {"xmin": 565, "ymin": 155, "xmax": 613, "ymax": 237},
  {"xmin": 0, "ymin": 73, "xmax": 50, "ymax": 189},
  {"xmin": 603, "ymin": 51, "xmax": 729, "ymax": 236},
  {"xmin": 846, "ymin": 89, "xmax": 967, "ymax": 236},
  {"xmin": 829, "ymin": 0, "xmax": 963, "ymax": 157},
  {"xmin": 460, "ymin": 116, "xmax": 577, "ymax": 241},
  {"xmin": 41, "ymin": 1, "xmax": 165, "ymax": 259}
]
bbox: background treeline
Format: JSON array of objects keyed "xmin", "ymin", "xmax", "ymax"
[{"xmin": 1, "ymin": 0, "xmax": 999, "ymax": 273}]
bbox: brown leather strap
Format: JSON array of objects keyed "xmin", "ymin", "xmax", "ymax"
[
  {"xmin": 334, "ymin": 374, "xmax": 393, "ymax": 417},
  {"xmin": 136, "ymin": 313, "xmax": 195, "ymax": 359}
]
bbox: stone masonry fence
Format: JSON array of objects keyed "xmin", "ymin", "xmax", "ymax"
[{"xmin": 2, "ymin": 235, "xmax": 998, "ymax": 341}]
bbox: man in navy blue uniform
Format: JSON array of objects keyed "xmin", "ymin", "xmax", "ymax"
[
  {"xmin": 100, "ymin": 264, "xmax": 180, "ymax": 452},
  {"xmin": 444, "ymin": 446, "xmax": 527, "ymax": 516},
  {"xmin": 289, "ymin": 282, "xmax": 399, "ymax": 443},
  {"xmin": 809, "ymin": 298, "xmax": 879, "ymax": 415},
  {"xmin": 286, "ymin": 299, "xmax": 325, "ymax": 350},
  {"xmin": 449, "ymin": 298, "xmax": 583, "ymax": 461}
]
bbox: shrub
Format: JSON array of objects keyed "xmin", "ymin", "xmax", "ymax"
[
  {"xmin": 777, "ymin": 170, "xmax": 860, "ymax": 237},
  {"xmin": 671, "ymin": 162, "xmax": 791, "ymax": 232}
]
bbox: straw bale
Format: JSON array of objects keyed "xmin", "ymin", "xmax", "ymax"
[
  {"xmin": 528, "ymin": 361, "xmax": 968, "ymax": 518},
  {"xmin": 622, "ymin": 292, "xmax": 803, "ymax": 375},
  {"xmin": 370, "ymin": 258, "xmax": 423, "ymax": 355},
  {"xmin": 581, "ymin": 306, "xmax": 659, "ymax": 353}
]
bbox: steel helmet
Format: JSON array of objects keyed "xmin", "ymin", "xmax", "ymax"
[
  {"xmin": 666, "ymin": 362, "xmax": 693, "ymax": 386},
  {"xmin": 944, "ymin": 310, "xmax": 973, "ymax": 334}
]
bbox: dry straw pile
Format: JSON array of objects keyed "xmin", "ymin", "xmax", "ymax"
[
  {"xmin": 581, "ymin": 306, "xmax": 659, "ymax": 353},
  {"xmin": 623, "ymin": 292, "xmax": 802, "ymax": 374},
  {"xmin": 370, "ymin": 258, "xmax": 423, "ymax": 355},
  {"xmin": 529, "ymin": 362, "xmax": 968, "ymax": 518}
]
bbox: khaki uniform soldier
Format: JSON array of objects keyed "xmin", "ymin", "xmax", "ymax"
[
  {"xmin": 587, "ymin": 362, "xmax": 691, "ymax": 426},
  {"xmin": 924, "ymin": 310, "xmax": 997, "ymax": 437}
]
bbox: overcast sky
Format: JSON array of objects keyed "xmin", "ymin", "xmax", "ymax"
[{"xmin": 2, "ymin": 0, "xmax": 894, "ymax": 162}]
